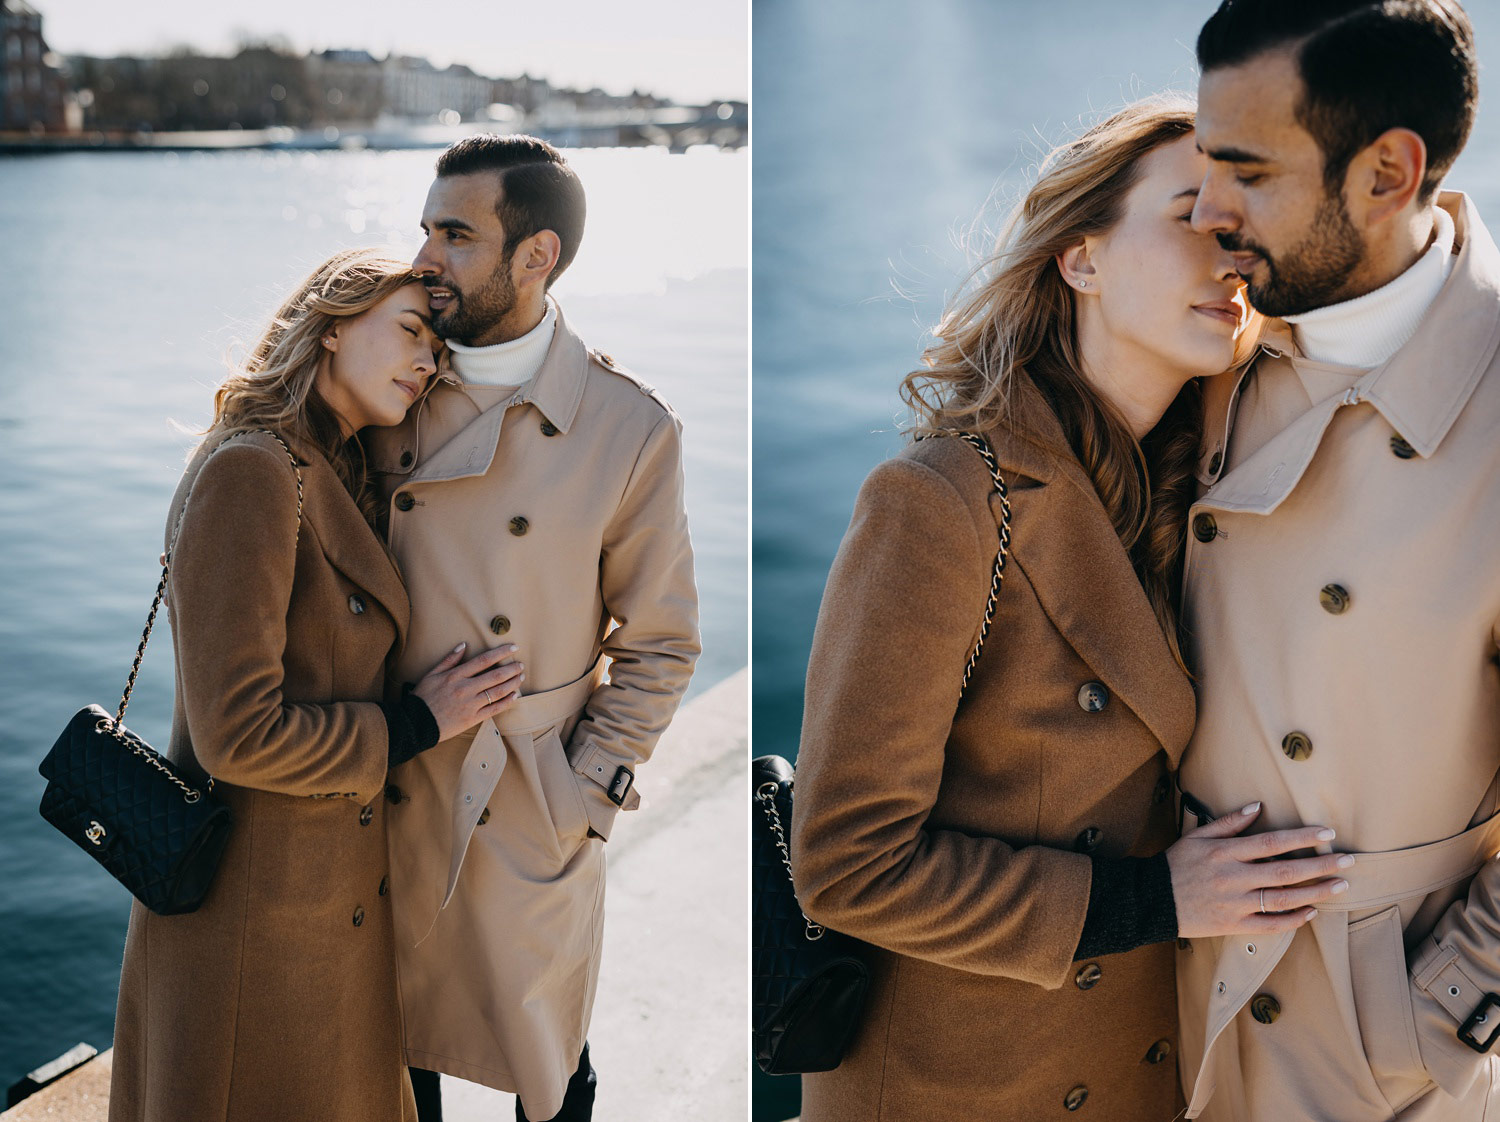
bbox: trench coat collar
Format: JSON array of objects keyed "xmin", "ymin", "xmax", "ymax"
[
  {"xmin": 981, "ymin": 377, "xmax": 1197, "ymax": 762},
  {"xmin": 203, "ymin": 426, "xmax": 410, "ymax": 651},
  {"xmin": 1198, "ymin": 192, "xmax": 1500, "ymax": 515},
  {"xmin": 391, "ymin": 304, "xmax": 590, "ymax": 487}
]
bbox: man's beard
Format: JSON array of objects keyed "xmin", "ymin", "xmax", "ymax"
[
  {"xmin": 428, "ymin": 263, "xmax": 517, "ymax": 345},
  {"xmin": 1224, "ymin": 190, "xmax": 1365, "ymax": 318}
]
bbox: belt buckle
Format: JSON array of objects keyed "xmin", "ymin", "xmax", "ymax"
[
  {"xmin": 607, "ymin": 765, "xmax": 634, "ymax": 807},
  {"xmin": 1459, "ymin": 993, "xmax": 1500, "ymax": 1053}
]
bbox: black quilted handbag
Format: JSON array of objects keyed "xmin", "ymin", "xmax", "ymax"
[
  {"xmin": 751, "ymin": 431, "xmax": 1012, "ymax": 1075},
  {"xmin": 38, "ymin": 429, "xmax": 303, "ymax": 916}
]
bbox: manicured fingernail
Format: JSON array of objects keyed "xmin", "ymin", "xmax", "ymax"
[
  {"xmin": 1317, "ymin": 828, "xmax": 1336, "ymax": 840},
  {"xmin": 1337, "ymin": 854, "xmax": 1355, "ymax": 868},
  {"xmin": 455, "ymin": 642, "xmax": 466, "ymax": 651},
  {"xmin": 1241, "ymin": 802, "xmax": 1261, "ymax": 815},
  {"xmin": 1332, "ymin": 880, "xmax": 1349, "ymax": 894}
]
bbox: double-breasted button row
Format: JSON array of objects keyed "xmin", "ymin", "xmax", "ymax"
[
  {"xmin": 1065, "ymin": 1085, "xmax": 1089, "ymax": 1111},
  {"xmin": 1390, "ymin": 435, "xmax": 1417, "ymax": 459},
  {"xmin": 359, "ymin": 805, "xmax": 373, "ymax": 826},
  {"xmin": 1251, "ymin": 993, "xmax": 1281, "ymax": 1023},
  {"xmin": 399, "ymin": 450, "xmax": 414, "ymax": 468},
  {"xmin": 1145, "ymin": 1039, "xmax": 1172, "ymax": 1064},
  {"xmin": 378, "ymin": 876, "xmax": 388, "ymax": 897},
  {"xmin": 1075, "ymin": 962, "xmax": 1102, "ymax": 990},
  {"xmin": 1207, "ymin": 451, "xmax": 1223, "ymax": 477},
  {"xmin": 1077, "ymin": 681, "xmax": 1109, "ymax": 713},
  {"xmin": 490, "ymin": 615, "xmax": 511, "ymax": 635},
  {"xmin": 477, "ymin": 806, "xmax": 491, "ymax": 826},
  {"xmin": 348, "ymin": 594, "xmax": 366, "ymax": 615},
  {"xmin": 1193, "ymin": 513, "xmax": 1218, "ymax": 543},
  {"xmin": 352, "ymin": 906, "xmax": 365, "ymax": 927},
  {"xmin": 1319, "ymin": 584, "xmax": 1351, "ymax": 614},
  {"xmin": 395, "ymin": 491, "xmax": 416, "ymax": 512},
  {"xmin": 540, "ymin": 420, "xmax": 559, "ymax": 437},
  {"xmin": 509, "ymin": 516, "xmax": 529, "ymax": 536}
]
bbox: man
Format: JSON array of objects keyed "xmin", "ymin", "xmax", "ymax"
[
  {"xmin": 1175, "ymin": 2, "xmax": 1500, "ymax": 1119},
  {"xmin": 368, "ymin": 135, "xmax": 700, "ymax": 1122}
]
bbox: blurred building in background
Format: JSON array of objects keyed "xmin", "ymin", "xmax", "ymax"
[{"xmin": 1, "ymin": 0, "xmax": 77, "ymax": 132}]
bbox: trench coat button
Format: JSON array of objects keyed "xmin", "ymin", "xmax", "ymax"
[
  {"xmin": 1077, "ymin": 682, "xmax": 1109, "ymax": 713},
  {"xmin": 1153, "ymin": 776, "xmax": 1171, "ymax": 805},
  {"xmin": 1146, "ymin": 1039, "xmax": 1173, "ymax": 1064},
  {"xmin": 399, "ymin": 451, "xmax": 414, "ymax": 468},
  {"xmin": 378, "ymin": 876, "xmax": 388, "ymax": 896},
  {"xmin": 1390, "ymin": 435, "xmax": 1417, "ymax": 459},
  {"xmin": 489, "ymin": 615, "xmax": 511, "ymax": 635},
  {"xmin": 509, "ymin": 515, "xmax": 529, "ymax": 536},
  {"xmin": 1281, "ymin": 731, "xmax": 1313, "ymax": 762},
  {"xmin": 1075, "ymin": 827, "xmax": 1102, "ymax": 853},
  {"xmin": 1193, "ymin": 513, "xmax": 1218, "ymax": 543},
  {"xmin": 385, "ymin": 783, "xmax": 402, "ymax": 804},
  {"xmin": 540, "ymin": 420, "xmax": 558, "ymax": 437},
  {"xmin": 478, "ymin": 806, "xmax": 491, "ymax": 826},
  {"xmin": 348, "ymin": 594, "xmax": 366, "ymax": 615},
  {"xmin": 395, "ymin": 491, "xmax": 416, "ymax": 512},
  {"xmin": 1319, "ymin": 584, "xmax": 1350, "ymax": 614},
  {"xmin": 359, "ymin": 805, "xmax": 373, "ymax": 826},
  {"xmin": 1075, "ymin": 962, "xmax": 1102, "ymax": 990},
  {"xmin": 1064, "ymin": 1086, "xmax": 1089, "ymax": 1111},
  {"xmin": 352, "ymin": 906, "xmax": 365, "ymax": 927},
  {"xmin": 1251, "ymin": 993, "xmax": 1281, "ymax": 1024},
  {"xmin": 1208, "ymin": 451, "xmax": 1223, "ymax": 476}
]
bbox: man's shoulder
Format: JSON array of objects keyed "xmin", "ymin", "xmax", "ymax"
[{"xmin": 580, "ymin": 346, "xmax": 681, "ymax": 427}]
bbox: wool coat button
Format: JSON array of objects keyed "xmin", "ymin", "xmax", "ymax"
[
  {"xmin": 1075, "ymin": 827, "xmax": 1102, "ymax": 853},
  {"xmin": 399, "ymin": 451, "xmax": 414, "ymax": 468},
  {"xmin": 1146, "ymin": 1039, "xmax": 1173, "ymax": 1064},
  {"xmin": 509, "ymin": 516, "xmax": 529, "ymax": 536},
  {"xmin": 359, "ymin": 805, "xmax": 373, "ymax": 826},
  {"xmin": 478, "ymin": 806, "xmax": 491, "ymax": 826},
  {"xmin": 1064, "ymin": 1086, "xmax": 1089, "ymax": 1111},
  {"xmin": 1251, "ymin": 993, "xmax": 1282, "ymax": 1024},
  {"xmin": 1193, "ymin": 513, "xmax": 1218, "ymax": 543},
  {"xmin": 348, "ymin": 594, "xmax": 366, "ymax": 615},
  {"xmin": 540, "ymin": 420, "xmax": 558, "ymax": 437},
  {"xmin": 1077, "ymin": 681, "xmax": 1109, "ymax": 712},
  {"xmin": 1152, "ymin": 776, "xmax": 1171, "ymax": 805},
  {"xmin": 385, "ymin": 783, "xmax": 402, "ymax": 804},
  {"xmin": 352, "ymin": 906, "xmax": 365, "ymax": 927},
  {"xmin": 1208, "ymin": 451, "xmax": 1223, "ymax": 476},
  {"xmin": 1319, "ymin": 584, "xmax": 1351, "ymax": 614},
  {"xmin": 1075, "ymin": 963, "xmax": 1102, "ymax": 990},
  {"xmin": 1390, "ymin": 435, "xmax": 1417, "ymax": 459},
  {"xmin": 395, "ymin": 492, "xmax": 416, "ymax": 512},
  {"xmin": 1281, "ymin": 732, "xmax": 1313, "ymax": 762},
  {"xmin": 378, "ymin": 876, "xmax": 388, "ymax": 897},
  {"xmin": 489, "ymin": 615, "xmax": 511, "ymax": 635}
]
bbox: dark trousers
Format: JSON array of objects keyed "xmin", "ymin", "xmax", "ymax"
[{"xmin": 410, "ymin": 1043, "xmax": 597, "ymax": 1122}]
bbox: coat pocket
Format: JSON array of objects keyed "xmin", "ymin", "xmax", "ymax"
[
  {"xmin": 1349, "ymin": 906, "xmax": 1431, "ymax": 1110},
  {"xmin": 534, "ymin": 726, "xmax": 590, "ymax": 843}
]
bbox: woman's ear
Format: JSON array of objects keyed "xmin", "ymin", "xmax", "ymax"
[
  {"xmin": 1056, "ymin": 241, "xmax": 1098, "ymax": 293},
  {"xmin": 321, "ymin": 323, "xmax": 339, "ymax": 352}
]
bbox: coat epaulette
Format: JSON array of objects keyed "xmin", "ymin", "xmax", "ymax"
[{"xmin": 588, "ymin": 347, "xmax": 680, "ymax": 422}]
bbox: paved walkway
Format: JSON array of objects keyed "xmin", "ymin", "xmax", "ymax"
[{"xmin": 2, "ymin": 669, "xmax": 749, "ymax": 1121}]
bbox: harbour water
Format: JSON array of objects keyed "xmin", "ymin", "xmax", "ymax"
[
  {"xmin": 752, "ymin": 1, "xmax": 1500, "ymax": 1117},
  {"xmin": 0, "ymin": 144, "xmax": 746, "ymax": 1088}
]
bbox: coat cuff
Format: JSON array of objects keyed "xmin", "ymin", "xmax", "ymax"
[
  {"xmin": 568, "ymin": 740, "xmax": 641, "ymax": 841},
  {"xmin": 1408, "ymin": 935, "xmax": 1493, "ymax": 1100}
]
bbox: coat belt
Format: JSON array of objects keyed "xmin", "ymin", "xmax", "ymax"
[
  {"xmin": 487, "ymin": 656, "xmax": 605, "ymax": 737},
  {"xmin": 1183, "ymin": 790, "xmax": 1500, "ymax": 1117}
]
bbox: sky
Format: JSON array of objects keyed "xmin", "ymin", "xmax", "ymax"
[{"xmin": 35, "ymin": 0, "xmax": 748, "ymax": 104}]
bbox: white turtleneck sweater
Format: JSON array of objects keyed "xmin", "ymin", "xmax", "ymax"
[
  {"xmin": 444, "ymin": 296, "xmax": 558, "ymax": 386},
  {"xmin": 1283, "ymin": 205, "xmax": 1455, "ymax": 368}
]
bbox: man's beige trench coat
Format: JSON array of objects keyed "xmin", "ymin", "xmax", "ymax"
[
  {"xmin": 1177, "ymin": 192, "xmax": 1500, "ymax": 1121},
  {"xmin": 110, "ymin": 429, "xmax": 417, "ymax": 1122},
  {"xmin": 792, "ymin": 385, "xmax": 1195, "ymax": 1121},
  {"xmin": 365, "ymin": 305, "xmax": 699, "ymax": 1118}
]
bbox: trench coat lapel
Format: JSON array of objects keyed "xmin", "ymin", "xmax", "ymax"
[{"xmin": 985, "ymin": 384, "xmax": 1197, "ymax": 763}]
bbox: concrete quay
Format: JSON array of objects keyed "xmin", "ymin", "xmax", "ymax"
[{"xmin": 2, "ymin": 668, "xmax": 749, "ymax": 1121}]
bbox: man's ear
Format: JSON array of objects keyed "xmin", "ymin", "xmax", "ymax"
[
  {"xmin": 1056, "ymin": 239, "xmax": 1098, "ymax": 294},
  {"xmin": 1348, "ymin": 127, "xmax": 1427, "ymax": 228},
  {"xmin": 513, "ymin": 230, "xmax": 562, "ymax": 291}
]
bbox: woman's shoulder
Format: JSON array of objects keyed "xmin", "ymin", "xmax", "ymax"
[{"xmin": 853, "ymin": 435, "xmax": 998, "ymax": 534}]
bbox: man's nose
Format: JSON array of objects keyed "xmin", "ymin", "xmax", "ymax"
[
  {"xmin": 411, "ymin": 240, "xmax": 438, "ymax": 276},
  {"xmin": 1191, "ymin": 183, "xmax": 1237, "ymax": 236}
]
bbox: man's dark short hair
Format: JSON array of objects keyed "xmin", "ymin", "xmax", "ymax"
[
  {"xmin": 1197, "ymin": 0, "xmax": 1477, "ymax": 202},
  {"xmin": 435, "ymin": 134, "xmax": 586, "ymax": 288}
]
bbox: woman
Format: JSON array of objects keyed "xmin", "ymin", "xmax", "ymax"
[
  {"xmin": 790, "ymin": 97, "xmax": 1358, "ymax": 1120},
  {"xmin": 108, "ymin": 249, "xmax": 524, "ymax": 1122}
]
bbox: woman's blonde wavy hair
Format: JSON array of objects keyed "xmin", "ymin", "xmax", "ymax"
[
  {"xmin": 901, "ymin": 94, "xmax": 1259, "ymax": 674},
  {"xmin": 209, "ymin": 248, "xmax": 438, "ymax": 528}
]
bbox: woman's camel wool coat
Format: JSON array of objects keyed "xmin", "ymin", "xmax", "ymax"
[
  {"xmin": 108, "ymin": 429, "xmax": 417, "ymax": 1122},
  {"xmin": 792, "ymin": 384, "xmax": 1197, "ymax": 1122}
]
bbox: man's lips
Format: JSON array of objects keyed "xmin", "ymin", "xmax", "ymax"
[
  {"xmin": 1230, "ymin": 252, "xmax": 1262, "ymax": 276},
  {"xmin": 425, "ymin": 286, "xmax": 456, "ymax": 309}
]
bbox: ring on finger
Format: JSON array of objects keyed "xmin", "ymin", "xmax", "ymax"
[
  {"xmin": 1260, "ymin": 888, "xmax": 1267, "ymax": 914},
  {"xmin": 484, "ymin": 688, "xmax": 493, "ymax": 704}
]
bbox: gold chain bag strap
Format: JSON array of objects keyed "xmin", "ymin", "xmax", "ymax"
[
  {"xmin": 37, "ymin": 429, "xmax": 303, "ymax": 915},
  {"xmin": 752, "ymin": 430, "xmax": 1012, "ymax": 1075}
]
